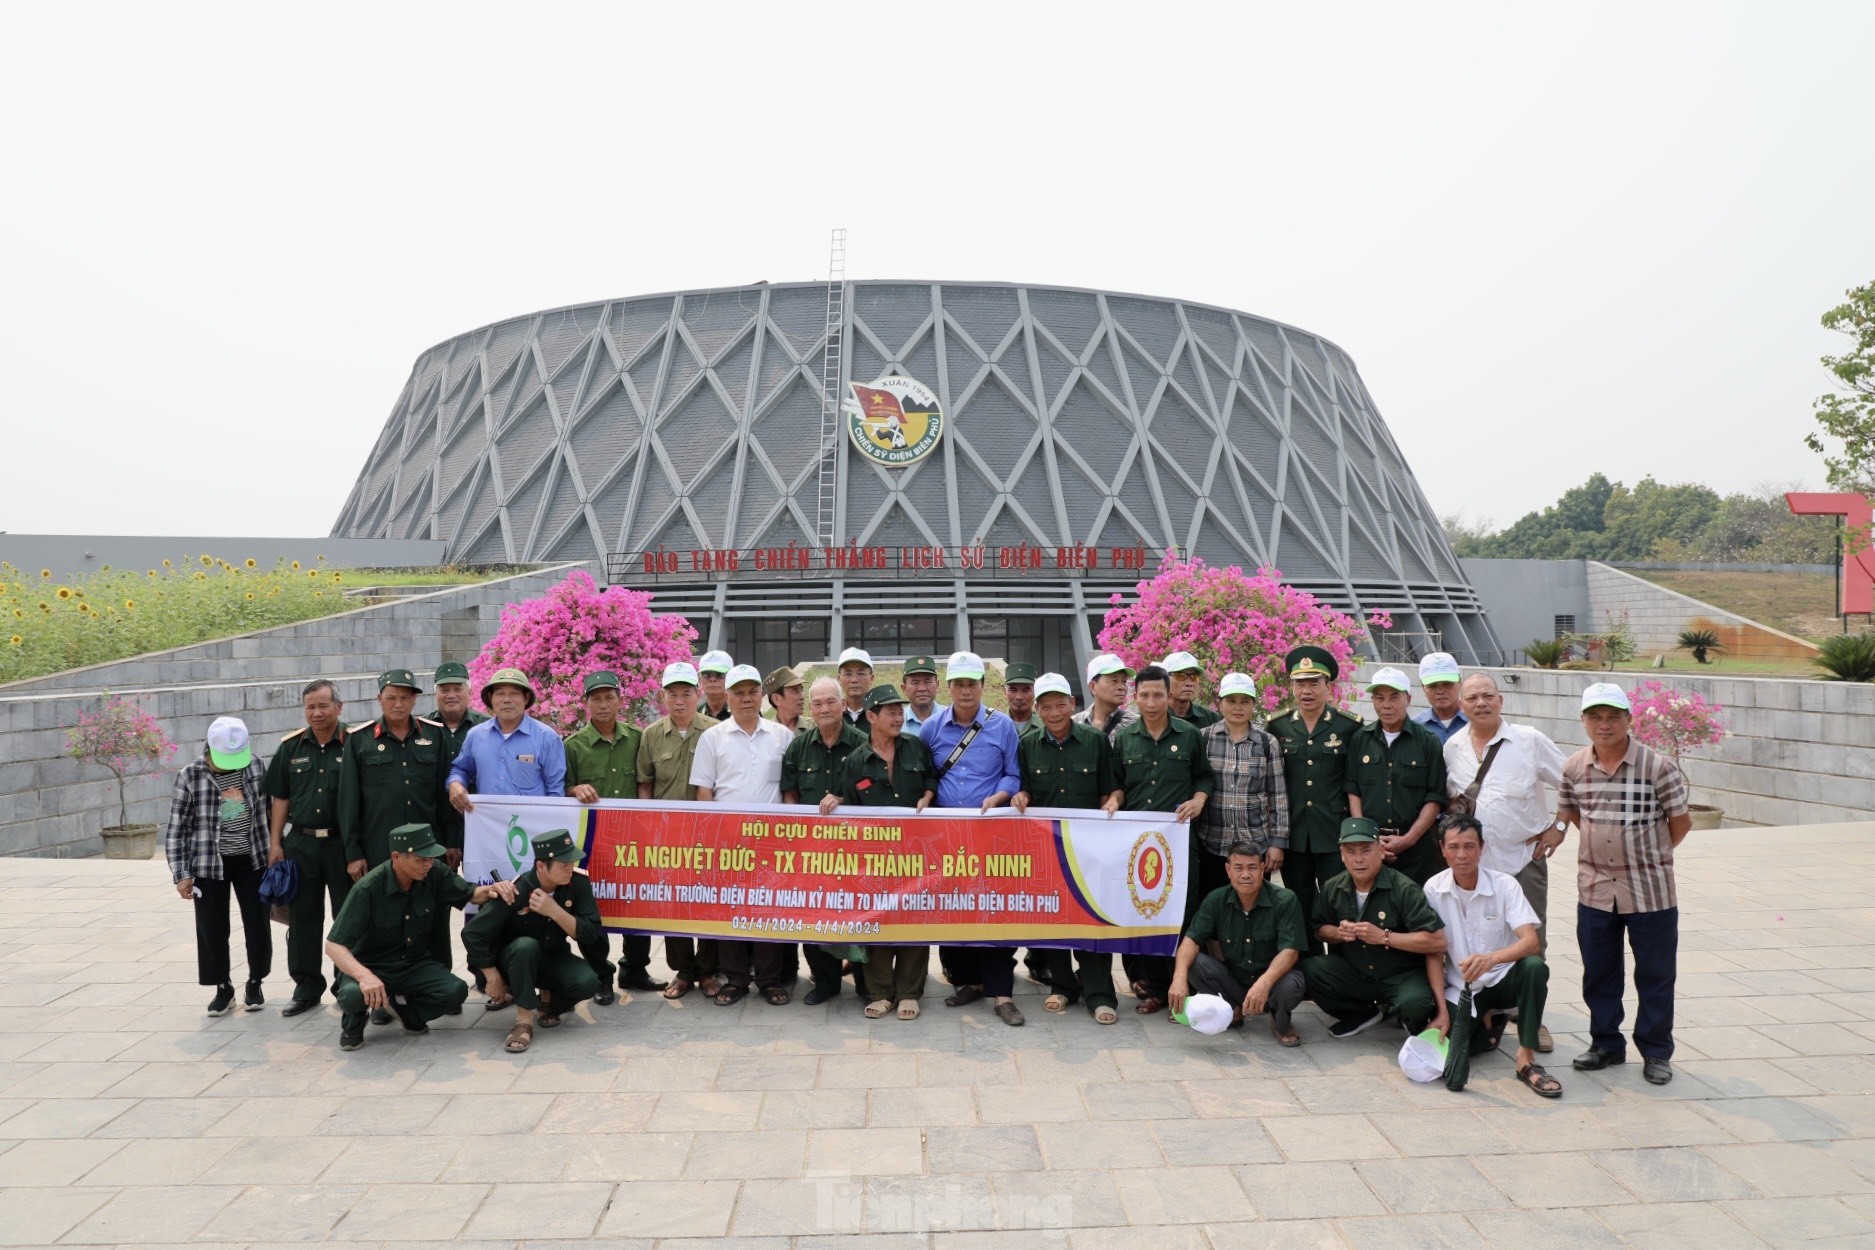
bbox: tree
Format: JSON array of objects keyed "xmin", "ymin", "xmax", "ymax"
[
  {"xmin": 1472, "ymin": 472, "xmax": 1617, "ymax": 559},
  {"xmin": 1599, "ymin": 478, "xmax": 1720, "ymax": 560},
  {"xmin": 1807, "ymin": 281, "xmax": 1875, "ymax": 494},
  {"xmin": 1439, "ymin": 511, "xmax": 1497, "ymax": 557}
]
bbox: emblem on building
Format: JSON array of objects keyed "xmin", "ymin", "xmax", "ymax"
[{"xmin": 846, "ymin": 376, "xmax": 944, "ymax": 467}]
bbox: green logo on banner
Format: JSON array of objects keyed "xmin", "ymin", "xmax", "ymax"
[{"xmin": 506, "ymin": 815, "xmax": 529, "ymax": 870}]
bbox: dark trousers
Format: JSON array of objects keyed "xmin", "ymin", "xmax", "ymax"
[
  {"xmin": 1283, "ymin": 850, "xmax": 1342, "ymax": 956},
  {"xmin": 666, "ymin": 937, "xmax": 720, "ymax": 985},
  {"xmin": 283, "ymin": 832, "xmax": 351, "ymax": 1004},
  {"xmin": 1578, "ymin": 903, "xmax": 1677, "ymax": 1061},
  {"xmin": 940, "ymin": 944, "xmax": 979, "ymax": 987},
  {"xmin": 579, "ymin": 932, "xmax": 655, "ymax": 986},
  {"xmin": 194, "ymin": 855, "xmax": 273, "ymax": 987},
  {"xmin": 335, "ymin": 960, "xmax": 467, "ymax": 1033},
  {"xmin": 803, "ymin": 943, "xmax": 847, "ymax": 995},
  {"xmin": 1037, "ymin": 948, "xmax": 1118, "ymax": 1013},
  {"xmin": 1188, "ymin": 953, "xmax": 1305, "ymax": 1032},
  {"xmin": 1301, "ymin": 953, "xmax": 1437, "ymax": 1033},
  {"xmin": 717, "ymin": 941, "xmax": 793, "ymax": 992},
  {"xmin": 497, "ymin": 937, "xmax": 600, "ymax": 1012},
  {"xmin": 976, "ymin": 946, "xmax": 1017, "ymax": 998},
  {"xmin": 1460, "ymin": 956, "xmax": 1550, "ymax": 1052}
]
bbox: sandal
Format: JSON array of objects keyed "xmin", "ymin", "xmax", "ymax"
[
  {"xmin": 1517, "ymin": 1063, "xmax": 1563, "ymax": 1099},
  {"xmin": 484, "ymin": 993, "xmax": 513, "ymax": 1010},
  {"xmin": 763, "ymin": 986, "xmax": 792, "ymax": 1007},
  {"xmin": 714, "ymin": 985, "xmax": 749, "ymax": 1007},
  {"xmin": 1135, "ymin": 996, "xmax": 1166, "ymax": 1016},
  {"xmin": 897, "ymin": 1000, "xmax": 920, "ymax": 1021},
  {"xmin": 1272, "ymin": 1022, "xmax": 1302, "ymax": 1048},
  {"xmin": 662, "ymin": 976, "xmax": 693, "ymax": 1001},
  {"xmin": 1044, "ymin": 994, "xmax": 1069, "ymax": 1014},
  {"xmin": 1093, "ymin": 1005, "xmax": 1118, "ymax": 1024},
  {"xmin": 538, "ymin": 1012, "xmax": 562, "ymax": 1028},
  {"xmin": 699, "ymin": 976, "xmax": 722, "ymax": 998},
  {"xmin": 503, "ymin": 1021, "xmax": 533, "ymax": 1053},
  {"xmin": 1481, "ymin": 1010, "xmax": 1510, "ymax": 1054},
  {"xmin": 865, "ymin": 999, "xmax": 894, "ymax": 1019}
]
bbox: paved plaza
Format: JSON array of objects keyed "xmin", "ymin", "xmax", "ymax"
[{"xmin": 0, "ymin": 823, "xmax": 1872, "ymax": 1248}]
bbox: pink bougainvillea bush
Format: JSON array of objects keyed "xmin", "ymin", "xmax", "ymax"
[
  {"xmin": 470, "ymin": 570, "xmax": 698, "ymax": 733},
  {"xmin": 1096, "ymin": 555, "xmax": 1381, "ymax": 713},
  {"xmin": 65, "ymin": 694, "xmax": 176, "ymax": 827},
  {"xmin": 1627, "ymin": 680, "xmax": 1726, "ymax": 762}
]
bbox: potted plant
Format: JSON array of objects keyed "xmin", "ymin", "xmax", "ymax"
[
  {"xmin": 65, "ymin": 695, "xmax": 176, "ymax": 859},
  {"xmin": 1626, "ymin": 680, "xmax": 1726, "ymax": 829}
]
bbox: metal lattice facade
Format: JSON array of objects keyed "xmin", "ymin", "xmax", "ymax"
[{"xmin": 332, "ymin": 281, "xmax": 1498, "ymax": 670}]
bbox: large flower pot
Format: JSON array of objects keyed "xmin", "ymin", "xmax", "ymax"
[
  {"xmin": 1687, "ymin": 804, "xmax": 1724, "ymax": 831},
  {"xmin": 100, "ymin": 823, "xmax": 159, "ymax": 860}
]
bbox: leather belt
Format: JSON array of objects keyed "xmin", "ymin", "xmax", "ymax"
[
  {"xmin": 297, "ymin": 827, "xmax": 331, "ymax": 839},
  {"xmin": 1376, "ymin": 826, "xmax": 1402, "ymax": 836}
]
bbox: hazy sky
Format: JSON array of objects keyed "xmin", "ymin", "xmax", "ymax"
[{"xmin": 5, "ymin": 2, "xmax": 1871, "ymax": 540}]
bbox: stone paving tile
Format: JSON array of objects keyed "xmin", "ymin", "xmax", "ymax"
[
  {"xmin": 1719, "ymin": 1196, "xmax": 1875, "ymax": 1243},
  {"xmin": 1152, "ymin": 1117, "xmax": 1281, "ymax": 1166},
  {"xmin": 1701, "ymin": 1140, "xmax": 1875, "ymax": 1198},
  {"xmin": 1462, "ymin": 1207, "xmax": 1626, "ymax": 1248},
  {"xmin": 330, "ymin": 1181, "xmax": 487, "ymax": 1241},
  {"xmin": 1355, "ymin": 1155, "xmax": 1510, "ymax": 1214},
  {"xmin": 1590, "ymin": 1145, "xmax": 1759, "ymax": 1202},
  {"xmin": 59, "ymin": 1183, "xmax": 243, "ymax": 1245},
  {"xmin": 1261, "ymin": 1112, "xmax": 1398, "ymax": 1161},
  {"xmin": 1233, "ymin": 1160, "xmax": 1386, "ymax": 1219},
  {"xmin": 1334, "ymin": 1211, "xmax": 1489, "ymax": 1248},
  {"xmin": 1595, "ymin": 1200, "xmax": 1771, "ymax": 1248},
  {"xmin": 0, "ymin": 1184, "xmax": 117, "ymax": 1246},
  {"xmin": 925, "ymin": 1126, "xmax": 1043, "ymax": 1175},
  {"xmin": 463, "ymin": 1180, "xmax": 614, "ymax": 1239},
  {"xmin": 1471, "ymin": 1150, "xmax": 1635, "ymax": 1209}
]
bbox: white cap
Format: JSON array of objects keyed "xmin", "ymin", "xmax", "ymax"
[
  {"xmin": 725, "ymin": 664, "xmax": 762, "ymax": 689},
  {"xmin": 1418, "ymin": 652, "xmax": 1461, "ymax": 685},
  {"xmin": 1034, "ymin": 672, "xmax": 1073, "ymax": 700},
  {"xmin": 1160, "ymin": 651, "xmax": 1202, "ymax": 674},
  {"xmin": 1217, "ymin": 672, "xmax": 1257, "ymax": 699},
  {"xmin": 836, "ymin": 646, "xmax": 874, "ymax": 669},
  {"xmin": 697, "ymin": 650, "xmax": 734, "ymax": 674},
  {"xmin": 661, "ymin": 662, "xmax": 699, "ymax": 687},
  {"xmin": 1085, "ymin": 653, "xmax": 1131, "ymax": 683},
  {"xmin": 945, "ymin": 650, "xmax": 986, "ymax": 681},
  {"xmin": 1367, "ymin": 667, "xmax": 1412, "ymax": 693},
  {"xmin": 1180, "ymin": 993, "xmax": 1235, "ymax": 1035},
  {"xmin": 206, "ymin": 716, "xmax": 251, "ymax": 770},
  {"xmin": 1581, "ymin": 682, "xmax": 1631, "ymax": 712}
]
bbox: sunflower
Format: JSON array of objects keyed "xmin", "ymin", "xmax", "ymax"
[
  {"xmin": 244, "ymin": 558, "xmax": 257, "ymax": 569},
  {"xmin": 291, "ymin": 560, "xmax": 301, "ymax": 570},
  {"xmin": 37, "ymin": 602, "xmax": 50, "ymax": 612},
  {"xmin": 331, "ymin": 573, "xmax": 343, "ymax": 583},
  {"xmin": 10, "ymin": 608, "xmax": 21, "ymax": 619},
  {"xmin": 146, "ymin": 570, "xmax": 157, "ymax": 578},
  {"xmin": 267, "ymin": 587, "xmax": 279, "ymax": 597},
  {"xmin": 244, "ymin": 592, "xmax": 255, "ymax": 600},
  {"xmin": 308, "ymin": 569, "xmax": 318, "ymax": 578},
  {"xmin": 123, "ymin": 600, "xmax": 135, "ymax": 610},
  {"xmin": 77, "ymin": 603, "xmax": 91, "ymax": 613},
  {"xmin": 193, "ymin": 571, "xmax": 207, "ymax": 581},
  {"xmin": 39, "ymin": 569, "xmax": 51, "ymax": 579},
  {"xmin": 55, "ymin": 587, "xmax": 72, "ymax": 600},
  {"xmin": 8, "ymin": 636, "xmax": 20, "ymax": 647},
  {"xmin": 162, "ymin": 559, "xmax": 172, "ymax": 568},
  {"xmin": 314, "ymin": 590, "xmax": 325, "ymax": 598},
  {"xmin": 200, "ymin": 555, "xmax": 213, "ymax": 567}
]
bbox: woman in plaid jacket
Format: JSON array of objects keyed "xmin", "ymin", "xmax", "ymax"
[{"xmin": 165, "ymin": 716, "xmax": 273, "ymax": 1017}]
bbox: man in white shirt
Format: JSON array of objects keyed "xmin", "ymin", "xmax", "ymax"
[
  {"xmin": 1426, "ymin": 815, "xmax": 1560, "ymax": 1099},
  {"xmin": 692, "ymin": 664, "xmax": 797, "ymax": 1005},
  {"xmin": 1443, "ymin": 673, "xmax": 1567, "ymax": 1052}
]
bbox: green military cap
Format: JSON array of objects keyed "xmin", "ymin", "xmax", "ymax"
[
  {"xmin": 531, "ymin": 828, "xmax": 583, "ymax": 864},
  {"xmin": 389, "ymin": 822, "xmax": 448, "ymax": 857},
  {"xmin": 862, "ymin": 683, "xmax": 910, "ymax": 711},
  {"xmin": 582, "ymin": 670, "xmax": 622, "ymax": 695},
  {"xmin": 481, "ymin": 666, "xmax": 537, "ymax": 709},
  {"xmin": 903, "ymin": 655, "xmax": 938, "ymax": 677},
  {"xmin": 378, "ymin": 668, "xmax": 423, "ymax": 693},
  {"xmin": 1284, "ymin": 645, "xmax": 1339, "ymax": 682},
  {"xmin": 762, "ymin": 665, "xmax": 802, "ymax": 696},
  {"xmin": 1338, "ymin": 817, "xmax": 1380, "ymax": 844},
  {"xmin": 434, "ymin": 661, "xmax": 471, "ymax": 685},
  {"xmin": 1004, "ymin": 662, "xmax": 1038, "ymax": 685}
]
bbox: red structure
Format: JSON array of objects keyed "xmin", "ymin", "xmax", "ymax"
[{"xmin": 1786, "ymin": 492, "xmax": 1874, "ymax": 615}]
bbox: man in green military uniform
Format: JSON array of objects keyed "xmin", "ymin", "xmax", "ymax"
[
  {"xmin": 1113, "ymin": 664, "xmax": 1215, "ymax": 1014},
  {"xmin": 1345, "ymin": 667, "xmax": 1449, "ymax": 886},
  {"xmin": 824, "ymin": 685, "xmax": 935, "ymax": 1018},
  {"xmin": 564, "ymin": 670, "xmax": 664, "ymax": 1001},
  {"xmin": 1267, "ymin": 646, "xmax": 1362, "ymax": 954},
  {"xmin": 1169, "ymin": 843, "xmax": 1308, "ymax": 1046},
  {"xmin": 1163, "ymin": 652, "xmax": 1222, "ymax": 730},
  {"xmin": 325, "ymin": 823, "xmax": 516, "ymax": 1051},
  {"xmin": 427, "ymin": 661, "xmax": 486, "ymax": 804},
  {"xmin": 784, "ymin": 676, "xmax": 868, "ymax": 1006},
  {"xmin": 1012, "ymin": 672, "xmax": 1124, "ymax": 1021},
  {"xmin": 637, "ymin": 661, "xmax": 720, "ymax": 1000},
  {"xmin": 1003, "ymin": 662, "xmax": 1039, "ymax": 736},
  {"xmin": 1300, "ymin": 818, "xmax": 1447, "ymax": 1038},
  {"xmin": 466, "ymin": 828, "xmax": 604, "ymax": 1054},
  {"xmin": 264, "ymin": 679, "xmax": 351, "ymax": 1017}
]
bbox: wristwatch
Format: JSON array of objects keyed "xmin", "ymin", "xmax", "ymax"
[{"xmin": 1551, "ymin": 819, "xmax": 1567, "ymax": 834}]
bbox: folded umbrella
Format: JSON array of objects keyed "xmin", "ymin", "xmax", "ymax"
[
  {"xmin": 258, "ymin": 858, "xmax": 300, "ymax": 906},
  {"xmin": 1443, "ymin": 983, "xmax": 1473, "ymax": 1092}
]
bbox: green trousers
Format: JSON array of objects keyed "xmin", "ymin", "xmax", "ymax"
[
  {"xmin": 497, "ymin": 937, "xmax": 600, "ymax": 1012},
  {"xmin": 1039, "ymin": 949, "xmax": 1118, "ymax": 1014},
  {"xmin": 1282, "ymin": 851, "xmax": 1343, "ymax": 955},
  {"xmin": 334, "ymin": 959, "xmax": 468, "ymax": 1033},
  {"xmin": 1301, "ymin": 953, "xmax": 1438, "ymax": 1033},
  {"xmin": 284, "ymin": 830, "xmax": 352, "ymax": 1005},
  {"xmin": 1456, "ymin": 956, "xmax": 1549, "ymax": 1052},
  {"xmin": 862, "ymin": 946, "xmax": 930, "ymax": 1003}
]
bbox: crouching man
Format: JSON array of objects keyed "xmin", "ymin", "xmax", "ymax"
[
  {"xmin": 465, "ymin": 829, "xmax": 604, "ymax": 1054},
  {"xmin": 1168, "ymin": 842, "xmax": 1307, "ymax": 1046},
  {"xmin": 1301, "ymin": 818, "xmax": 1446, "ymax": 1038},
  {"xmin": 1426, "ymin": 815, "xmax": 1560, "ymax": 1098},
  {"xmin": 324, "ymin": 823, "xmax": 516, "ymax": 1051}
]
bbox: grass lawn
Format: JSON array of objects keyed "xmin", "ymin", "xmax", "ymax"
[
  {"xmin": 1597, "ymin": 655, "xmax": 1823, "ymax": 679},
  {"xmin": 1624, "ymin": 568, "xmax": 1839, "ymax": 643},
  {"xmin": 339, "ymin": 566, "xmax": 519, "ymax": 587}
]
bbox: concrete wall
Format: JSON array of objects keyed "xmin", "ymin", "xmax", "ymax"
[
  {"xmin": 0, "ymin": 535, "xmax": 448, "ymax": 583},
  {"xmin": 1357, "ymin": 662, "xmax": 1875, "ymax": 828},
  {"xmin": 1460, "ymin": 558, "xmax": 1589, "ymax": 658},
  {"xmin": 0, "ymin": 564, "xmax": 590, "ymax": 857},
  {"xmin": 1584, "ymin": 562, "xmax": 1819, "ymax": 661}
]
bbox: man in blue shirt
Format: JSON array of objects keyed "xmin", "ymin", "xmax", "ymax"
[
  {"xmin": 446, "ymin": 668, "xmax": 568, "ymax": 804},
  {"xmin": 920, "ymin": 650, "xmax": 1026, "ymax": 1026},
  {"xmin": 1410, "ymin": 653, "xmax": 1468, "ymax": 744}
]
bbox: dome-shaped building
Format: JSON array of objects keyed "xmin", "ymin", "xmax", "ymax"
[{"xmin": 333, "ymin": 280, "xmax": 1497, "ymax": 677}]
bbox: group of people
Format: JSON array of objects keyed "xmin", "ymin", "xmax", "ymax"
[{"xmin": 166, "ymin": 641, "xmax": 1692, "ymax": 1094}]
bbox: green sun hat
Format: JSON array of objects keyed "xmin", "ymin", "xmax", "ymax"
[{"xmin": 480, "ymin": 667, "xmax": 537, "ymax": 709}]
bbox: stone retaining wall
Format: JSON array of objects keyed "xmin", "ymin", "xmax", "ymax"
[{"xmin": 1584, "ymin": 562, "xmax": 1819, "ymax": 661}]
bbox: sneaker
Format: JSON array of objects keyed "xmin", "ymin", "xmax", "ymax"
[
  {"xmin": 206, "ymin": 985, "xmax": 236, "ymax": 1017},
  {"xmin": 1327, "ymin": 1009, "xmax": 1384, "ymax": 1039},
  {"xmin": 369, "ymin": 1006, "xmax": 394, "ymax": 1027},
  {"xmin": 243, "ymin": 981, "xmax": 264, "ymax": 1012},
  {"xmin": 339, "ymin": 1025, "xmax": 364, "ymax": 1051}
]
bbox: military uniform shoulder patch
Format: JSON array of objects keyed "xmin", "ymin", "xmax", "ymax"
[
  {"xmin": 416, "ymin": 715, "xmax": 445, "ymax": 727},
  {"xmin": 348, "ymin": 720, "xmax": 377, "ymax": 733},
  {"xmin": 278, "ymin": 726, "xmax": 306, "ymax": 742}
]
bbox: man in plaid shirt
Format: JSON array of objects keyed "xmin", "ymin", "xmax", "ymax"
[{"xmin": 1195, "ymin": 672, "xmax": 1289, "ymax": 909}]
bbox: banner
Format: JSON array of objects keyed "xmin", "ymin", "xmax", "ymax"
[{"xmin": 464, "ymin": 796, "xmax": 1190, "ymax": 954}]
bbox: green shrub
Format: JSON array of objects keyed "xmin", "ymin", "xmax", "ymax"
[
  {"xmin": 1525, "ymin": 638, "xmax": 1566, "ymax": 669},
  {"xmin": 1813, "ymin": 632, "xmax": 1875, "ymax": 683},
  {"xmin": 1676, "ymin": 628, "xmax": 1724, "ymax": 664}
]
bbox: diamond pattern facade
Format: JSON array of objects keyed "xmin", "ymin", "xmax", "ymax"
[{"xmin": 333, "ymin": 281, "xmax": 1498, "ymax": 669}]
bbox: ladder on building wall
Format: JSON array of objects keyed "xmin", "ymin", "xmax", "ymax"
[{"xmin": 814, "ymin": 228, "xmax": 847, "ymax": 551}]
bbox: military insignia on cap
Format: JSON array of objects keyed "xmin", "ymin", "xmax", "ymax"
[{"xmin": 1292, "ymin": 657, "xmax": 1328, "ymax": 677}]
